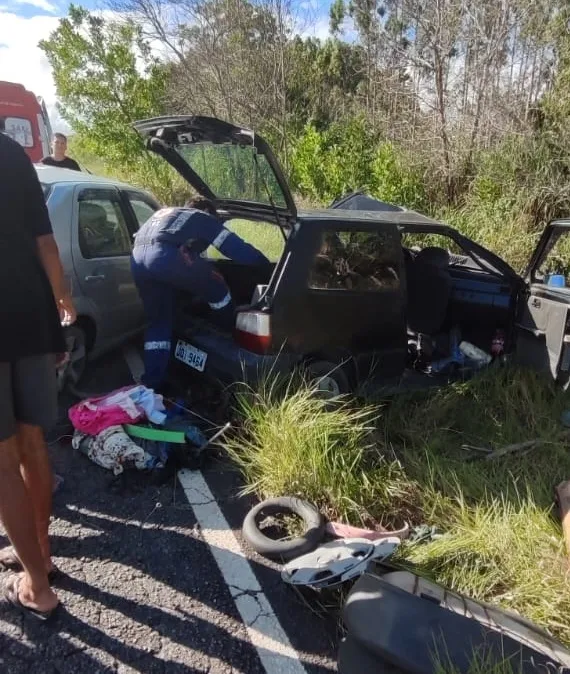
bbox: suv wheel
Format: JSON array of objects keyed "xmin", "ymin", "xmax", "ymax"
[{"xmin": 305, "ymin": 360, "xmax": 350, "ymax": 398}]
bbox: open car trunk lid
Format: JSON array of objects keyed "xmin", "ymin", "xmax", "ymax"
[{"xmin": 133, "ymin": 116, "xmax": 297, "ymax": 225}]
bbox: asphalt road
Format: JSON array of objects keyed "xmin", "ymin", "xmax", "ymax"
[{"xmin": 0, "ymin": 345, "xmax": 339, "ymax": 673}]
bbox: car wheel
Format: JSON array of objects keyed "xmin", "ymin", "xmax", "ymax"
[
  {"xmin": 57, "ymin": 325, "xmax": 87, "ymax": 393},
  {"xmin": 242, "ymin": 497, "xmax": 326, "ymax": 561},
  {"xmin": 305, "ymin": 360, "xmax": 351, "ymax": 398}
]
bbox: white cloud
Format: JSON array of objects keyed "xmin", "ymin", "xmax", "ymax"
[
  {"xmin": 12, "ymin": 0, "xmax": 58, "ymax": 13},
  {"xmin": 302, "ymin": 16, "xmax": 330, "ymax": 40},
  {"xmin": 0, "ymin": 11, "xmax": 68, "ymax": 131},
  {"xmin": 0, "ymin": 7, "xmax": 171, "ymax": 137}
]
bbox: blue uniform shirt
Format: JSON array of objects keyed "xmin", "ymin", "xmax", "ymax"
[{"xmin": 134, "ymin": 207, "xmax": 270, "ymax": 266}]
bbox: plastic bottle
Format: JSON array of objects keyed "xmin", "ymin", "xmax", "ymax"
[{"xmin": 459, "ymin": 341, "xmax": 492, "ymax": 366}]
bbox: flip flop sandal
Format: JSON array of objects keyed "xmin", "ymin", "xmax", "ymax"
[
  {"xmin": 0, "ymin": 547, "xmax": 61, "ymax": 584},
  {"xmin": 3, "ymin": 574, "xmax": 59, "ymax": 621}
]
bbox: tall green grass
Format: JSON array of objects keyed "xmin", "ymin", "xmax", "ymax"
[
  {"xmin": 226, "ymin": 367, "xmax": 570, "ymax": 646},
  {"xmin": 433, "ymin": 646, "xmax": 519, "ymax": 674},
  {"xmin": 225, "ymin": 382, "xmax": 414, "ymax": 524}
]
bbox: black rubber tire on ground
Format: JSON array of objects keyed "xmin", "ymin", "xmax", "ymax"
[
  {"xmin": 57, "ymin": 325, "xmax": 87, "ymax": 393},
  {"xmin": 242, "ymin": 497, "xmax": 326, "ymax": 562},
  {"xmin": 305, "ymin": 360, "xmax": 351, "ymax": 398}
]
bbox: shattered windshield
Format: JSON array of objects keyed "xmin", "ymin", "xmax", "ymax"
[{"xmin": 177, "ymin": 143, "xmax": 287, "ymax": 208}]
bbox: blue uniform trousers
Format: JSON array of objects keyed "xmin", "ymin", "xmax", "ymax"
[{"xmin": 131, "ymin": 242, "xmax": 234, "ymax": 389}]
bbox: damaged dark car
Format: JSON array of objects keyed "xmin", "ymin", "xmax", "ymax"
[{"xmin": 133, "ymin": 116, "xmax": 570, "ymax": 394}]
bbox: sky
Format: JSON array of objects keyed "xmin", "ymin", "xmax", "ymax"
[{"xmin": 0, "ymin": 0, "xmax": 333, "ymax": 134}]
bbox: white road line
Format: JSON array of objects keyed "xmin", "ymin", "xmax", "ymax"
[
  {"xmin": 122, "ymin": 345, "xmax": 309, "ymax": 673},
  {"xmin": 178, "ymin": 469, "xmax": 309, "ymax": 674}
]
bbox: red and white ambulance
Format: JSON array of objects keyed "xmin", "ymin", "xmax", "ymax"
[{"xmin": 0, "ymin": 81, "xmax": 53, "ymax": 163}]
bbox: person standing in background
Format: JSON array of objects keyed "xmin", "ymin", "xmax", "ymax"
[
  {"xmin": 0, "ymin": 131, "xmax": 76, "ymax": 620},
  {"xmin": 41, "ymin": 133, "xmax": 81, "ymax": 171}
]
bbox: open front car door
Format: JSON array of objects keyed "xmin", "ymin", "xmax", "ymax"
[{"xmin": 516, "ymin": 220, "xmax": 570, "ymax": 387}]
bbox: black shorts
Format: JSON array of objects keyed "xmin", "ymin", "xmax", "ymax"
[{"xmin": 0, "ymin": 354, "xmax": 57, "ymax": 441}]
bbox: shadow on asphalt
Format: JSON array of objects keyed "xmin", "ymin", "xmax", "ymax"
[
  {"xmin": 0, "ymin": 344, "xmax": 337, "ymax": 673},
  {"xmin": 0, "ymin": 450, "xmax": 337, "ymax": 673}
]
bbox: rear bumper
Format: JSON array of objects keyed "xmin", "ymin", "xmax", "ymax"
[{"xmin": 170, "ymin": 327, "xmax": 295, "ymax": 384}]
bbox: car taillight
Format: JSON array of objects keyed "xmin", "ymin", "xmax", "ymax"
[{"xmin": 235, "ymin": 311, "xmax": 271, "ymax": 354}]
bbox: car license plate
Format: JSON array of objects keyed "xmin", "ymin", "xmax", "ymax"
[{"xmin": 174, "ymin": 340, "xmax": 207, "ymax": 372}]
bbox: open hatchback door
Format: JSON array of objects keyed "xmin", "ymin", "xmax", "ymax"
[
  {"xmin": 133, "ymin": 116, "xmax": 297, "ymax": 225},
  {"xmin": 516, "ymin": 220, "xmax": 570, "ymax": 387}
]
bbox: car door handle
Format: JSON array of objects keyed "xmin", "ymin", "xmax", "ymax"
[{"xmin": 85, "ymin": 274, "xmax": 106, "ymax": 282}]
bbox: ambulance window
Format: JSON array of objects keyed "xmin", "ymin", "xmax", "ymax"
[{"xmin": 5, "ymin": 117, "xmax": 34, "ymax": 148}]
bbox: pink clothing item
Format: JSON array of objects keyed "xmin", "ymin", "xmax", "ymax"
[
  {"xmin": 325, "ymin": 521, "xmax": 410, "ymax": 541},
  {"xmin": 68, "ymin": 385, "xmax": 165, "ymax": 436},
  {"xmin": 69, "ymin": 395, "xmax": 143, "ymax": 436}
]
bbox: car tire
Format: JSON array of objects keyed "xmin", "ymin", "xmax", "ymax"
[
  {"xmin": 242, "ymin": 497, "xmax": 326, "ymax": 562},
  {"xmin": 57, "ymin": 325, "xmax": 87, "ymax": 393},
  {"xmin": 305, "ymin": 360, "xmax": 351, "ymax": 398}
]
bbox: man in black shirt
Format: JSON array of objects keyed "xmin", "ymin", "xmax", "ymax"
[
  {"xmin": 0, "ymin": 132, "xmax": 76, "ymax": 619},
  {"xmin": 40, "ymin": 132, "xmax": 81, "ymax": 171}
]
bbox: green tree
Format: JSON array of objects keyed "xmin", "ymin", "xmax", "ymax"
[{"xmin": 39, "ymin": 5, "xmax": 173, "ymax": 196}]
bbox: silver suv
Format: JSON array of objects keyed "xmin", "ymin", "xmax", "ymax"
[{"xmin": 37, "ymin": 165, "xmax": 160, "ymax": 387}]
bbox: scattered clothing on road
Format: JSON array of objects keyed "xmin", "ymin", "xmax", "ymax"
[{"xmin": 68, "ymin": 384, "xmax": 166, "ymax": 436}]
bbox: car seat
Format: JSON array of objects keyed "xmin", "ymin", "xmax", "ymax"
[
  {"xmin": 406, "ymin": 247, "xmax": 452, "ymax": 336},
  {"xmin": 79, "ymin": 202, "xmax": 118, "ymax": 257}
]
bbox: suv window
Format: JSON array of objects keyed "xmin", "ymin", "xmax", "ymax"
[
  {"xmin": 127, "ymin": 192, "xmax": 158, "ymax": 228},
  {"xmin": 178, "ymin": 144, "xmax": 288, "ymax": 208},
  {"xmin": 309, "ymin": 229, "xmax": 401, "ymax": 291},
  {"xmin": 78, "ymin": 192, "xmax": 132, "ymax": 259}
]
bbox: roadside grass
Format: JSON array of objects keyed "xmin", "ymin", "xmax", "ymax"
[
  {"xmin": 386, "ymin": 366, "xmax": 570, "ymax": 644},
  {"xmin": 224, "ymin": 377, "xmax": 416, "ymax": 525},
  {"xmin": 225, "ymin": 366, "xmax": 570, "ymax": 646},
  {"xmin": 432, "ymin": 645, "xmax": 519, "ymax": 674}
]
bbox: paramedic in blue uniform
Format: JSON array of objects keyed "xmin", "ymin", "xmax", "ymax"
[{"xmin": 131, "ymin": 196, "xmax": 270, "ymax": 390}]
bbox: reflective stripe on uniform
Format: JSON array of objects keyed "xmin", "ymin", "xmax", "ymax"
[
  {"xmin": 144, "ymin": 341, "xmax": 171, "ymax": 351},
  {"xmin": 209, "ymin": 292, "xmax": 232, "ymax": 310},
  {"xmin": 212, "ymin": 228, "xmax": 231, "ymax": 249}
]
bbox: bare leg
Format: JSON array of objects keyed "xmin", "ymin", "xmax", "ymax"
[
  {"xmin": 0, "ymin": 433, "xmax": 57, "ymax": 612},
  {"xmin": 17, "ymin": 423, "xmax": 54, "ymax": 573}
]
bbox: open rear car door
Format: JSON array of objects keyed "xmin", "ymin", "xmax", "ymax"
[
  {"xmin": 516, "ymin": 220, "xmax": 570, "ymax": 387},
  {"xmin": 133, "ymin": 116, "xmax": 297, "ymax": 227}
]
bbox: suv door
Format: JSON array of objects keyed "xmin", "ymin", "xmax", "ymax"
[
  {"xmin": 72, "ymin": 185, "xmax": 143, "ymax": 344},
  {"xmin": 516, "ymin": 221, "xmax": 570, "ymax": 386}
]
